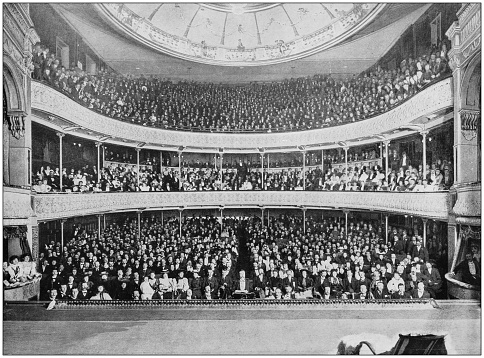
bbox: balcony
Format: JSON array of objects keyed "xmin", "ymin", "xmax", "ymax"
[
  {"xmin": 31, "ymin": 77, "xmax": 453, "ymax": 152},
  {"xmin": 32, "ymin": 191, "xmax": 450, "ymax": 221}
]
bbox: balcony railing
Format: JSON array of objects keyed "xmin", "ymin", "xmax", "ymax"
[
  {"xmin": 32, "ymin": 191, "xmax": 450, "ymax": 221},
  {"xmin": 31, "ymin": 77, "xmax": 453, "ymax": 151},
  {"xmin": 4, "ymin": 187, "xmax": 34, "ymax": 223}
]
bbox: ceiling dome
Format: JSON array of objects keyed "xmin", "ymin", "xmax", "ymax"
[{"xmin": 96, "ymin": 3, "xmax": 385, "ymax": 66}]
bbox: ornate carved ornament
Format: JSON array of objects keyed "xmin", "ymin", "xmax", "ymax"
[
  {"xmin": 4, "ymin": 110, "xmax": 26, "ymax": 139},
  {"xmin": 32, "ymin": 191, "xmax": 451, "ymax": 221},
  {"xmin": 460, "ymin": 109, "xmax": 480, "ymax": 141}
]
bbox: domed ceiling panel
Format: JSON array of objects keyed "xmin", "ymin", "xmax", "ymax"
[{"xmin": 96, "ymin": 3, "xmax": 386, "ymax": 66}]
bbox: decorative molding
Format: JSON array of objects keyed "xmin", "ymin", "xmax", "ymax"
[
  {"xmin": 32, "ymin": 191, "xmax": 451, "ymax": 221},
  {"xmin": 31, "ymin": 78, "xmax": 453, "ymax": 152},
  {"xmin": 4, "ymin": 187, "xmax": 34, "ymax": 219},
  {"xmin": 53, "ymin": 298, "xmax": 434, "ymax": 309},
  {"xmin": 452, "ymin": 182, "xmax": 481, "ymax": 219},
  {"xmin": 95, "ymin": 3, "xmax": 386, "ymax": 66}
]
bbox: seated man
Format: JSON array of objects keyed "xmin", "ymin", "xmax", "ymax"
[
  {"xmin": 452, "ymin": 252, "xmax": 480, "ymax": 286},
  {"xmin": 90, "ymin": 284, "xmax": 113, "ymax": 300},
  {"xmin": 412, "ymin": 281, "xmax": 431, "ymax": 299},
  {"xmin": 391, "ymin": 283, "xmax": 412, "ymax": 299}
]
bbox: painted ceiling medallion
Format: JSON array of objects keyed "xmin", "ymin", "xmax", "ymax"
[{"xmin": 96, "ymin": 3, "xmax": 386, "ymax": 66}]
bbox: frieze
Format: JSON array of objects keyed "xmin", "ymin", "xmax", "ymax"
[
  {"xmin": 32, "ymin": 191, "xmax": 450, "ymax": 221},
  {"xmin": 461, "ymin": 10, "xmax": 480, "ymax": 43},
  {"xmin": 462, "ymin": 34, "xmax": 481, "ymax": 61},
  {"xmin": 31, "ymin": 78, "xmax": 453, "ymax": 152}
]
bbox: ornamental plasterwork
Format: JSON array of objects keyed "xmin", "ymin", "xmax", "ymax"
[
  {"xmin": 33, "ymin": 191, "xmax": 450, "ymax": 221},
  {"xmin": 31, "ymin": 77, "xmax": 453, "ymax": 152},
  {"xmin": 96, "ymin": 3, "xmax": 385, "ymax": 66},
  {"xmin": 4, "ymin": 188, "xmax": 34, "ymax": 219},
  {"xmin": 452, "ymin": 183, "xmax": 481, "ymax": 218}
]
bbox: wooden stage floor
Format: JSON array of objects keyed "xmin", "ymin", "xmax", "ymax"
[{"xmin": 3, "ymin": 300, "xmax": 481, "ymax": 355}]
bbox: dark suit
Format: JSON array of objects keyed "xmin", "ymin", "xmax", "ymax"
[
  {"xmin": 412, "ymin": 245, "xmax": 429, "ymax": 263},
  {"xmin": 411, "ymin": 289, "xmax": 431, "ymax": 299},
  {"xmin": 391, "ymin": 291, "xmax": 412, "ymax": 299},
  {"xmin": 454, "ymin": 258, "xmax": 480, "ymax": 286},
  {"xmin": 342, "ymin": 276, "xmax": 358, "ymax": 293}
]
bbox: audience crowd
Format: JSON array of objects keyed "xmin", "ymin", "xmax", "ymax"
[
  {"xmin": 32, "ymin": 152, "xmax": 452, "ymax": 193},
  {"xmin": 32, "ymin": 42, "xmax": 449, "ymax": 133},
  {"xmin": 5, "ymin": 212, "xmax": 453, "ymax": 301}
]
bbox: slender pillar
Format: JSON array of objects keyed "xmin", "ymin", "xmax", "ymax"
[
  {"xmin": 97, "ymin": 215, "xmax": 102, "ymax": 240},
  {"xmin": 344, "ymin": 147, "xmax": 348, "ymax": 175},
  {"xmin": 302, "ymin": 151, "xmax": 306, "ymax": 190},
  {"xmin": 261, "ymin": 154, "xmax": 264, "ymax": 190},
  {"xmin": 56, "ymin": 132, "xmax": 65, "ymax": 191},
  {"xmin": 60, "ymin": 219, "xmax": 65, "ymax": 250},
  {"xmin": 137, "ymin": 211, "xmax": 141, "ymax": 238},
  {"xmin": 179, "ymin": 209, "xmax": 183, "ymax": 238},
  {"xmin": 261, "ymin": 208, "xmax": 265, "ymax": 227},
  {"xmin": 161, "ymin": 211, "xmax": 164, "ymax": 225},
  {"xmin": 214, "ymin": 154, "xmax": 217, "ymax": 170},
  {"xmin": 178, "ymin": 151, "xmax": 182, "ymax": 189},
  {"xmin": 384, "ymin": 140, "xmax": 390, "ymax": 178},
  {"xmin": 220, "ymin": 208, "xmax": 223, "ymax": 232},
  {"xmin": 422, "ymin": 218, "xmax": 428, "ymax": 248},
  {"xmin": 421, "ymin": 130, "xmax": 429, "ymax": 180},
  {"xmin": 321, "ymin": 149, "xmax": 324, "ymax": 172},
  {"xmin": 267, "ymin": 209, "xmax": 270, "ymax": 227},
  {"xmin": 379, "ymin": 142, "xmax": 383, "ymax": 161},
  {"xmin": 385, "ymin": 215, "xmax": 389, "ymax": 244},
  {"xmin": 103, "ymin": 214, "xmax": 106, "ymax": 231},
  {"xmin": 136, "ymin": 148, "xmax": 141, "ymax": 189},
  {"xmin": 160, "ymin": 151, "xmax": 163, "ymax": 173},
  {"xmin": 344, "ymin": 211, "xmax": 349, "ymax": 238},
  {"xmin": 302, "ymin": 208, "xmax": 306, "ymax": 234},
  {"xmin": 95, "ymin": 142, "xmax": 102, "ymax": 182},
  {"xmin": 219, "ymin": 154, "xmax": 223, "ymax": 171},
  {"xmin": 267, "ymin": 154, "xmax": 270, "ymax": 170}
]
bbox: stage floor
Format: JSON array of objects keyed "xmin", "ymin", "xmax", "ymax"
[{"xmin": 3, "ymin": 300, "xmax": 481, "ymax": 355}]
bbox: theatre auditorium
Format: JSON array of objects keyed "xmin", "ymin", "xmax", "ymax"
[{"xmin": 3, "ymin": 3, "xmax": 481, "ymax": 355}]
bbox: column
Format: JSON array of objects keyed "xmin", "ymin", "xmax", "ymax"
[
  {"xmin": 179, "ymin": 209, "xmax": 183, "ymax": 238},
  {"xmin": 344, "ymin": 210, "xmax": 349, "ymax": 238},
  {"xmin": 321, "ymin": 149, "xmax": 324, "ymax": 172},
  {"xmin": 385, "ymin": 215, "xmax": 389, "ymax": 244},
  {"xmin": 160, "ymin": 151, "xmax": 163, "ymax": 173},
  {"xmin": 344, "ymin": 147, "xmax": 349, "ymax": 175},
  {"xmin": 60, "ymin": 219, "xmax": 65, "ymax": 250},
  {"xmin": 178, "ymin": 151, "xmax": 182, "ymax": 190},
  {"xmin": 136, "ymin": 148, "xmax": 141, "ymax": 189},
  {"xmin": 219, "ymin": 154, "xmax": 223, "ymax": 171},
  {"xmin": 267, "ymin": 154, "xmax": 270, "ymax": 170},
  {"xmin": 103, "ymin": 214, "xmax": 106, "ymax": 231},
  {"xmin": 261, "ymin": 207, "xmax": 265, "ymax": 227},
  {"xmin": 267, "ymin": 209, "xmax": 270, "ymax": 227},
  {"xmin": 161, "ymin": 211, "xmax": 164, "ymax": 225},
  {"xmin": 95, "ymin": 142, "xmax": 102, "ymax": 182},
  {"xmin": 422, "ymin": 218, "xmax": 428, "ymax": 248},
  {"xmin": 27, "ymin": 222, "xmax": 39, "ymax": 268},
  {"xmin": 97, "ymin": 214, "xmax": 102, "ymax": 240},
  {"xmin": 421, "ymin": 130, "xmax": 429, "ymax": 181},
  {"xmin": 379, "ymin": 142, "xmax": 383, "ymax": 162},
  {"xmin": 56, "ymin": 132, "xmax": 65, "ymax": 191},
  {"xmin": 102, "ymin": 144, "xmax": 106, "ymax": 170},
  {"xmin": 261, "ymin": 154, "xmax": 265, "ymax": 190},
  {"xmin": 302, "ymin": 207, "xmax": 306, "ymax": 234},
  {"xmin": 137, "ymin": 211, "xmax": 141, "ymax": 238},
  {"xmin": 302, "ymin": 151, "xmax": 306, "ymax": 190},
  {"xmin": 384, "ymin": 140, "xmax": 390, "ymax": 178},
  {"xmin": 220, "ymin": 208, "xmax": 223, "ymax": 233}
]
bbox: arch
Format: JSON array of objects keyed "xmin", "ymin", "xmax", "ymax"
[
  {"xmin": 2, "ymin": 56, "xmax": 26, "ymax": 113},
  {"xmin": 460, "ymin": 51, "xmax": 481, "ymax": 110}
]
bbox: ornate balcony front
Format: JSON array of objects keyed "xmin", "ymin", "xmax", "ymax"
[
  {"xmin": 31, "ymin": 77, "xmax": 453, "ymax": 152},
  {"xmin": 4, "ymin": 187, "xmax": 34, "ymax": 225},
  {"xmin": 32, "ymin": 191, "xmax": 450, "ymax": 221}
]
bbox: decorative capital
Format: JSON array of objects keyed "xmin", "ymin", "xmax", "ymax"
[
  {"xmin": 4, "ymin": 111, "xmax": 26, "ymax": 139},
  {"xmin": 56, "ymin": 132, "xmax": 65, "ymax": 138}
]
